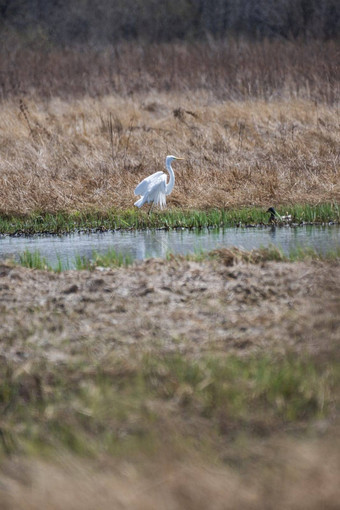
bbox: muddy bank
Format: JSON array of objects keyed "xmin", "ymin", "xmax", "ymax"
[
  {"xmin": 1, "ymin": 257, "xmax": 339, "ymax": 363},
  {"xmin": 1, "ymin": 256, "xmax": 340, "ymax": 509}
]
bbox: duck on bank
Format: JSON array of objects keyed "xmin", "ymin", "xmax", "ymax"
[{"xmin": 267, "ymin": 207, "xmax": 292, "ymax": 224}]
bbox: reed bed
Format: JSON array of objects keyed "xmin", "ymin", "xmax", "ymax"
[
  {"xmin": 0, "ymin": 41, "xmax": 339, "ymax": 217},
  {"xmin": 0, "ymin": 93, "xmax": 339, "ymax": 216}
]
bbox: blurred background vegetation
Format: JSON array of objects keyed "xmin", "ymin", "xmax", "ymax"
[
  {"xmin": 0, "ymin": 0, "xmax": 338, "ymax": 101},
  {"xmin": 0, "ymin": 0, "xmax": 339, "ymax": 47}
]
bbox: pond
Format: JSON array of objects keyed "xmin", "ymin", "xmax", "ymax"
[{"xmin": 0, "ymin": 224, "xmax": 339, "ymax": 269}]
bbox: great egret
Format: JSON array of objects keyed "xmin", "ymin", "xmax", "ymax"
[{"xmin": 134, "ymin": 155, "xmax": 184, "ymax": 212}]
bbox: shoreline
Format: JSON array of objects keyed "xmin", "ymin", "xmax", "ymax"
[{"xmin": 0, "ymin": 203, "xmax": 338, "ymax": 235}]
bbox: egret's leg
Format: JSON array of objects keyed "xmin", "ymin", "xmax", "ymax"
[{"xmin": 148, "ymin": 202, "xmax": 154, "ymax": 216}]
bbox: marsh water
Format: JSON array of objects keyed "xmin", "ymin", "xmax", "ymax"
[
  {"xmin": 0, "ymin": 225, "xmax": 340, "ymax": 269},
  {"xmin": 0, "ymin": 225, "xmax": 339, "ymax": 269}
]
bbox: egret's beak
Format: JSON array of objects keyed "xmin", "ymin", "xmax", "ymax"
[{"xmin": 175, "ymin": 157, "xmax": 184, "ymax": 160}]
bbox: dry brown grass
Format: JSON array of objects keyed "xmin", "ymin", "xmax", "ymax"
[
  {"xmin": 0, "ymin": 41, "xmax": 339, "ymax": 215},
  {"xmin": 0, "ymin": 93, "xmax": 339, "ymax": 214}
]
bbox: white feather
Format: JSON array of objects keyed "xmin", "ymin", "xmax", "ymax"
[
  {"xmin": 134, "ymin": 171, "xmax": 168, "ymax": 208},
  {"xmin": 134, "ymin": 156, "xmax": 183, "ymax": 210},
  {"xmin": 134, "ymin": 171, "xmax": 165, "ymax": 197}
]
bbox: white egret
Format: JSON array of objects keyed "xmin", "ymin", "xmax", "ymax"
[{"xmin": 134, "ymin": 155, "xmax": 184, "ymax": 213}]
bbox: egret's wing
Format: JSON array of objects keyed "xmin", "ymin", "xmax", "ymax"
[{"xmin": 134, "ymin": 171, "xmax": 166, "ymax": 196}]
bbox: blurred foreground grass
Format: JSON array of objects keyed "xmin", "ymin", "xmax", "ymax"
[{"xmin": 1, "ymin": 353, "xmax": 338, "ymax": 460}]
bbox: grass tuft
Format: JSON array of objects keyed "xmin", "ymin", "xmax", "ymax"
[
  {"xmin": 75, "ymin": 248, "xmax": 133, "ymax": 270},
  {"xmin": 19, "ymin": 250, "xmax": 51, "ymax": 270}
]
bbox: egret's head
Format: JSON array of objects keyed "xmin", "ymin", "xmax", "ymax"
[{"xmin": 166, "ymin": 155, "xmax": 184, "ymax": 164}]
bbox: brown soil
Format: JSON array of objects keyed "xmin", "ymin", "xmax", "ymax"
[{"xmin": 1, "ymin": 257, "xmax": 339, "ymax": 365}]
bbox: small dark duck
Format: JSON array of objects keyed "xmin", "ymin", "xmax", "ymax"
[{"xmin": 267, "ymin": 207, "xmax": 292, "ymax": 223}]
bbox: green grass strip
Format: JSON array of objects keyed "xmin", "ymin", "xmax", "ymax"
[
  {"xmin": 0, "ymin": 203, "xmax": 338, "ymax": 235},
  {"xmin": 13, "ymin": 244, "xmax": 340, "ymax": 272}
]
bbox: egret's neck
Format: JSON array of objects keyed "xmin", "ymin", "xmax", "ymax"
[{"xmin": 165, "ymin": 160, "xmax": 175, "ymax": 195}]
